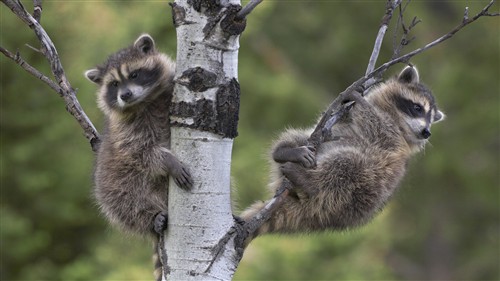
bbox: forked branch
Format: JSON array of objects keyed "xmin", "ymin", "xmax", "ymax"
[
  {"xmin": 1, "ymin": 0, "xmax": 100, "ymax": 151},
  {"xmin": 392, "ymin": 1, "xmax": 421, "ymax": 60},
  {"xmin": 230, "ymin": 0, "xmax": 499, "ymax": 261},
  {"xmin": 361, "ymin": 0, "xmax": 498, "ymax": 91}
]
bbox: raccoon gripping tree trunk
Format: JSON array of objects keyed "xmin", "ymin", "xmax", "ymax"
[{"xmin": 163, "ymin": 0, "xmax": 245, "ymax": 280}]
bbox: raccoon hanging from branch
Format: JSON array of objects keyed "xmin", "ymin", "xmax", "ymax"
[
  {"xmin": 85, "ymin": 34, "xmax": 193, "ymax": 280},
  {"xmin": 241, "ymin": 66, "xmax": 444, "ymax": 237}
]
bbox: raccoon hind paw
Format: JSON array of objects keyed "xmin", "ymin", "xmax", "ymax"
[{"xmin": 153, "ymin": 211, "xmax": 168, "ymax": 235}]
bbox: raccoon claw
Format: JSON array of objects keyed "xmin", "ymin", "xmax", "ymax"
[
  {"xmin": 294, "ymin": 146, "xmax": 316, "ymax": 168},
  {"xmin": 171, "ymin": 165, "xmax": 193, "ymax": 190},
  {"xmin": 174, "ymin": 170, "xmax": 193, "ymax": 190},
  {"xmin": 153, "ymin": 211, "xmax": 168, "ymax": 235}
]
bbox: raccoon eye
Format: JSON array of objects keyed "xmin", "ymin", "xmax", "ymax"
[
  {"xmin": 111, "ymin": 81, "xmax": 119, "ymax": 88},
  {"xmin": 413, "ymin": 103, "xmax": 423, "ymax": 113},
  {"xmin": 130, "ymin": 71, "xmax": 138, "ymax": 79}
]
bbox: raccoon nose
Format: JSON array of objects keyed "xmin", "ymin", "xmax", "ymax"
[
  {"xmin": 421, "ymin": 128, "xmax": 431, "ymax": 139},
  {"xmin": 120, "ymin": 91, "xmax": 133, "ymax": 102}
]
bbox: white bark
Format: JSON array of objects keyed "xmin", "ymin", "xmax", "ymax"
[
  {"xmin": 166, "ymin": 128, "xmax": 235, "ymax": 280},
  {"xmin": 163, "ymin": 0, "xmax": 242, "ymax": 280}
]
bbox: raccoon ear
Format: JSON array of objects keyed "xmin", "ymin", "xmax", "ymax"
[
  {"xmin": 433, "ymin": 110, "xmax": 445, "ymax": 123},
  {"xmin": 134, "ymin": 34, "xmax": 155, "ymax": 54},
  {"xmin": 85, "ymin": 69, "xmax": 102, "ymax": 84},
  {"xmin": 398, "ymin": 65, "xmax": 420, "ymax": 84}
]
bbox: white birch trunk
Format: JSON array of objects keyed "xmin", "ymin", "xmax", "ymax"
[
  {"xmin": 163, "ymin": 0, "xmax": 242, "ymax": 280},
  {"xmin": 166, "ymin": 128, "xmax": 235, "ymax": 280}
]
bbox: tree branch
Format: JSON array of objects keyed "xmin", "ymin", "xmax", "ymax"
[
  {"xmin": 228, "ymin": 0, "xmax": 499, "ymax": 260},
  {"xmin": 1, "ymin": 0, "xmax": 100, "ymax": 151},
  {"xmin": 33, "ymin": 0, "xmax": 42, "ymax": 22},
  {"xmin": 392, "ymin": 1, "xmax": 421, "ymax": 60},
  {"xmin": 0, "ymin": 46, "xmax": 61, "ymax": 93},
  {"xmin": 362, "ymin": 0, "xmax": 499, "ymax": 90},
  {"xmin": 365, "ymin": 0, "xmax": 402, "ymax": 79},
  {"xmin": 235, "ymin": 0, "xmax": 263, "ymax": 20}
]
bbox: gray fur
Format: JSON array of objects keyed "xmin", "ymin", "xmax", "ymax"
[
  {"xmin": 241, "ymin": 66, "xmax": 444, "ymax": 236},
  {"xmin": 86, "ymin": 34, "xmax": 192, "ymax": 281}
]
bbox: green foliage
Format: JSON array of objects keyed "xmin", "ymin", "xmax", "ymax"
[{"xmin": 1, "ymin": 1, "xmax": 498, "ymax": 280}]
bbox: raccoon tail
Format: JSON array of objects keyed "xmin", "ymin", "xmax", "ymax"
[{"xmin": 153, "ymin": 235, "xmax": 165, "ymax": 281}]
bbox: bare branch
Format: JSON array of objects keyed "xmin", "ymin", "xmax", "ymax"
[
  {"xmin": 364, "ymin": 0, "xmax": 402, "ymax": 89},
  {"xmin": 365, "ymin": 0, "xmax": 401, "ymax": 75},
  {"xmin": 391, "ymin": 1, "xmax": 421, "ymax": 61},
  {"xmin": 0, "ymin": 46, "xmax": 61, "ymax": 93},
  {"xmin": 1, "ymin": 0, "xmax": 100, "ymax": 151},
  {"xmin": 365, "ymin": 0, "xmax": 498, "ymax": 90},
  {"xmin": 33, "ymin": 0, "xmax": 42, "ymax": 22},
  {"xmin": 235, "ymin": 0, "xmax": 263, "ymax": 20},
  {"xmin": 230, "ymin": 0, "xmax": 499, "ymax": 258}
]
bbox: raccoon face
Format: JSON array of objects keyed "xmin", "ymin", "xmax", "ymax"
[
  {"xmin": 101, "ymin": 63, "xmax": 164, "ymax": 110},
  {"xmin": 393, "ymin": 66, "xmax": 445, "ymax": 145},
  {"xmin": 393, "ymin": 95, "xmax": 444, "ymax": 142},
  {"xmin": 85, "ymin": 34, "xmax": 174, "ymax": 114}
]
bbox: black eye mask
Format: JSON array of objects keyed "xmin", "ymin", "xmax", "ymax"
[{"xmin": 393, "ymin": 96, "xmax": 426, "ymax": 118}]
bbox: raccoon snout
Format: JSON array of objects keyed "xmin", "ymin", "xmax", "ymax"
[
  {"xmin": 421, "ymin": 128, "xmax": 431, "ymax": 139},
  {"xmin": 120, "ymin": 91, "xmax": 133, "ymax": 102}
]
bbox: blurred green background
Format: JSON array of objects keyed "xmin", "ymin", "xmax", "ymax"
[{"xmin": 1, "ymin": 1, "xmax": 498, "ymax": 280}]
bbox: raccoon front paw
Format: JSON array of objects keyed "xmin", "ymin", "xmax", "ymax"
[
  {"xmin": 280, "ymin": 162, "xmax": 318, "ymax": 198},
  {"xmin": 294, "ymin": 146, "xmax": 316, "ymax": 168},
  {"xmin": 280, "ymin": 162, "xmax": 308, "ymax": 188},
  {"xmin": 153, "ymin": 211, "xmax": 168, "ymax": 235},
  {"xmin": 170, "ymin": 163, "xmax": 194, "ymax": 190},
  {"xmin": 274, "ymin": 146, "xmax": 316, "ymax": 168}
]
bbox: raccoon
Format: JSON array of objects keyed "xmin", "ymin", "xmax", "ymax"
[
  {"xmin": 241, "ymin": 66, "xmax": 444, "ymax": 237},
  {"xmin": 85, "ymin": 34, "xmax": 192, "ymax": 280}
]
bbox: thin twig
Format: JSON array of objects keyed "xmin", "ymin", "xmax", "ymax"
[
  {"xmin": 25, "ymin": 43, "xmax": 42, "ymax": 53},
  {"xmin": 1, "ymin": 0, "xmax": 100, "ymax": 151},
  {"xmin": 235, "ymin": 0, "xmax": 263, "ymax": 20},
  {"xmin": 391, "ymin": 1, "xmax": 421, "ymax": 60},
  {"xmin": 363, "ymin": 0, "xmax": 498, "ymax": 90},
  {"xmin": 0, "ymin": 46, "xmax": 63, "ymax": 95}
]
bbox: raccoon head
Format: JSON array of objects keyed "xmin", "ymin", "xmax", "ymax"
[
  {"xmin": 85, "ymin": 34, "xmax": 175, "ymax": 116},
  {"xmin": 367, "ymin": 66, "xmax": 445, "ymax": 150}
]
